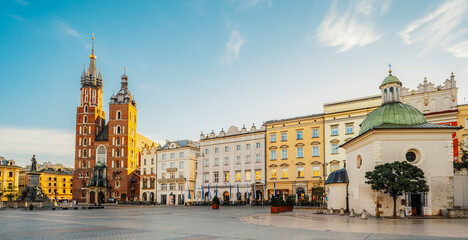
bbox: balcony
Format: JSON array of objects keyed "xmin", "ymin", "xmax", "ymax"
[{"xmin": 166, "ymin": 168, "xmax": 178, "ymax": 172}]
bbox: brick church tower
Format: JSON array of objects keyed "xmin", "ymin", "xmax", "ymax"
[{"xmin": 72, "ymin": 36, "xmax": 140, "ymax": 203}]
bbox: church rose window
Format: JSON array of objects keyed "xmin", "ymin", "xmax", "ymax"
[
  {"xmin": 356, "ymin": 155, "xmax": 362, "ymax": 169},
  {"xmin": 406, "ymin": 152, "xmax": 416, "ymax": 162}
]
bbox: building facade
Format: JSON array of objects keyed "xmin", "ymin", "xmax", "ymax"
[
  {"xmin": 157, "ymin": 140, "xmax": 199, "ymax": 205},
  {"xmin": 140, "ymin": 145, "xmax": 157, "ymax": 202},
  {"xmin": 340, "ymin": 70, "xmax": 458, "ymax": 217},
  {"xmin": 72, "ymin": 36, "xmax": 149, "ymax": 203},
  {"xmin": 38, "ymin": 169, "xmax": 74, "ymax": 201},
  {"xmin": 458, "ymin": 104, "xmax": 468, "ymax": 149},
  {"xmin": 197, "ymin": 125, "xmax": 265, "ymax": 203},
  {"xmin": 0, "ymin": 157, "xmax": 21, "ymax": 201},
  {"xmin": 264, "ymin": 115, "xmax": 325, "ymax": 200}
]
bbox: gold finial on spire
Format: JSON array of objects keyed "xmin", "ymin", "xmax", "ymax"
[
  {"xmin": 424, "ymin": 77, "xmax": 427, "ymax": 82},
  {"xmin": 89, "ymin": 33, "xmax": 96, "ymax": 60},
  {"xmin": 388, "ymin": 63, "xmax": 392, "ymax": 75},
  {"xmin": 451, "ymin": 72, "xmax": 454, "ymax": 77}
]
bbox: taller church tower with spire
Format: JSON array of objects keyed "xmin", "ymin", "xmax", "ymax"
[{"xmin": 72, "ymin": 36, "xmax": 140, "ymax": 203}]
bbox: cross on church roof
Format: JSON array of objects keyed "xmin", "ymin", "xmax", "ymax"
[{"xmin": 388, "ymin": 63, "xmax": 392, "ymax": 75}]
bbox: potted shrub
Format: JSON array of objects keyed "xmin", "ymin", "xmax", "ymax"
[
  {"xmin": 278, "ymin": 196, "xmax": 286, "ymax": 212},
  {"xmin": 270, "ymin": 196, "xmax": 279, "ymax": 213},
  {"xmin": 286, "ymin": 195, "xmax": 295, "ymax": 211},
  {"xmin": 212, "ymin": 196, "xmax": 220, "ymax": 209}
]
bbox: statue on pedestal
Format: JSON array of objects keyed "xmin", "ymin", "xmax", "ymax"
[{"xmin": 30, "ymin": 155, "xmax": 37, "ymax": 172}]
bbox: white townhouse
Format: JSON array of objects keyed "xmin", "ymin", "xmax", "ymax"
[
  {"xmin": 196, "ymin": 125, "xmax": 266, "ymax": 203},
  {"xmin": 140, "ymin": 145, "xmax": 157, "ymax": 202}
]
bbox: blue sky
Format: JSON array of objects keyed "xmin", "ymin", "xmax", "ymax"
[{"xmin": 1, "ymin": 0, "xmax": 468, "ymax": 167}]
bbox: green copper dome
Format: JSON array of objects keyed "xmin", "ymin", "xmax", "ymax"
[
  {"xmin": 359, "ymin": 102, "xmax": 427, "ymax": 134},
  {"xmin": 380, "ymin": 73, "xmax": 401, "ymax": 87}
]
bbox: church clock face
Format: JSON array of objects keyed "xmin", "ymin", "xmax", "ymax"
[{"xmin": 406, "ymin": 151, "xmax": 416, "ymax": 162}]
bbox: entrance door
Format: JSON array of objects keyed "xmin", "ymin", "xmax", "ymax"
[
  {"xmin": 161, "ymin": 195, "xmax": 167, "ymax": 205},
  {"xmin": 296, "ymin": 187, "xmax": 305, "ymax": 200},
  {"xmin": 411, "ymin": 193, "xmax": 422, "ymax": 216},
  {"xmin": 98, "ymin": 191, "xmax": 105, "ymax": 203},
  {"xmin": 223, "ymin": 191, "xmax": 230, "ymax": 202}
]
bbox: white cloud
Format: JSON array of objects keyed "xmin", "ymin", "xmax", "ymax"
[
  {"xmin": 0, "ymin": 127, "xmax": 74, "ymax": 167},
  {"xmin": 236, "ymin": 0, "xmax": 272, "ymax": 10},
  {"xmin": 56, "ymin": 21, "xmax": 80, "ymax": 37},
  {"xmin": 10, "ymin": 14, "xmax": 25, "ymax": 22},
  {"xmin": 316, "ymin": 0, "xmax": 388, "ymax": 52},
  {"xmin": 222, "ymin": 29, "xmax": 245, "ymax": 64},
  {"xmin": 399, "ymin": 0, "xmax": 468, "ymax": 58},
  {"xmin": 13, "ymin": 0, "xmax": 28, "ymax": 6}
]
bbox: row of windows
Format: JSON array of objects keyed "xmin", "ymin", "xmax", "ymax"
[
  {"xmin": 160, "ymin": 183, "xmax": 185, "ymax": 191},
  {"xmin": 46, "ymin": 188, "xmax": 70, "ymax": 194},
  {"xmin": 142, "ymin": 167, "xmax": 155, "ymax": 175},
  {"xmin": 161, "ymin": 152, "xmax": 185, "ymax": 160},
  {"xmin": 79, "ymin": 126, "xmax": 92, "ymax": 135},
  {"xmin": 270, "ymin": 147, "xmax": 320, "ymax": 160},
  {"xmin": 270, "ymin": 129, "xmax": 320, "ymax": 143},
  {"xmin": 331, "ymin": 124, "xmax": 354, "ymax": 136},
  {"xmin": 270, "ymin": 166, "xmax": 321, "ymax": 179},
  {"xmin": 43, "ymin": 177, "xmax": 70, "ymax": 182},
  {"xmin": 204, "ymin": 170, "xmax": 262, "ymax": 183},
  {"xmin": 160, "ymin": 172, "xmax": 184, "ymax": 179},
  {"xmin": 143, "ymin": 158, "xmax": 155, "ymax": 165},
  {"xmin": 204, "ymin": 143, "xmax": 261, "ymax": 154},
  {"xmin": 204, "ymin": 154, "xmax": 261, "ymax": 167},
  {"xmin": 161, "ymin": 161, "xmax": 185, "ymax": 170},
  {"xmin": 0, "ymin": 171, "xmax": 15, "ymax": 178},
  {"xmin": 46, "ymin": 182, "xmax": 71, "ymax": 187},
  {"xmin": 78, "ymin": 160, "xmax": 125, "ymax": 169},
  {"xmin": 83, "ymin": 88, "xmax": 97, "ymax": 105}
]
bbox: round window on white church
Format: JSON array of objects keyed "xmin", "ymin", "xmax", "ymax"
[
  {"xmin": 406, "ymin": 149, "xmax": 420, "ymax": 163},
  {"xmin": 356, "ymin": 155, "xmax": 362, "ymax": 169}
]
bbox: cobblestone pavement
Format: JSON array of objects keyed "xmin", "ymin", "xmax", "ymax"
[{"xmin": 0, "ymin": 206, "xmax": 467, "ymax": 240}]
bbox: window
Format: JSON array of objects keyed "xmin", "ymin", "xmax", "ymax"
[
  {"xmin": 281, "ymin": 168, "xmax": 288, "ymax": 178},
  {"xmin": 256, "ymin": 170, "xmax": 261, "ymax": 180},
  {"xmin": 116, "ymin": 111, "xmax": 121, "ymax": 120},
  {"xmin": 179, "ymin": 162, "xmax": 184, "ymax": 169},
  {"xmin": 256, "ymin": 154, "xmax": 261, "ymax": 163},
  {"xmin": 236, "ymin": 156, "xmax": 241, "ymax": 164},
  {"xmin": 331, "ymin": 126, "xmax": 338, "ymax": 136},
  {"xmin": 256, "ymin": 142, "xmax": 261, "ymax": 148},
  {"xmin": 170, "ymin": 162, "xmax": 175, "ymax": 168},
  {"xmin": 297, "ymin": 131, "xmax": 303, "ymax": 140},
  {"xmin": 214, "ymin": 172, "xmax": 219, "ymax": 183},
  {"xmin": 270, "ymin": 169, "xmax": 277, "ymax": 179},
  {"xmin": 170, "ymin": 153, "xmax": 175, "ymax": 159},
  {"xmin": 356, "ymin": 155, "xmax": 362, "ymax": 169},
  {"xmin": 215, "ymin": 148, "xmax": 219, "ymax": 153},
  {"xmin": 331, "ymin": 164, "xmax": 339, "ymax": 172},
  {"xmin": 312, "ymin": 129, "xmax": 319, "ymax": 138},
  {"xmin": 246, "ymin": 144, "xmax": 251, "ymax": 149},
  {"xmin": 204, "ymin": 159, "xmax": 209, "ymax": 167},
  {"xmin": 116, "ymin": 126, "xmax": 121, "ymax": 134},
  {"xmin": 162, "ymin": 173, "xmax": 166, "ymax": 179},
  {"xmin": 297, "ymin": 166, "xmax": 304, "ymax": 178},
  {"xmin": 246, "ymin": 155, "xmax": 251, "ymax": 163},
  {"xmin": 281, "ymin": 149, "xmax": 288, "ymax": 159},
  {"xmin": 162, "ymin": 154, "xmax": 166, "ymax": 160},
  {"xmin": 151, "ymin": 158, "xmax": 154, "ymax": 164},
  {"xmin": 313, "ymin": 166, "xmax": 320, "ymax": 177},
  {"xmin": 83, "ymin": 116, "xmax": 87, "ymax": 123},
  {"xmin": 466, "ymin": 119, "xmax": 468, "ymax": 129},
  {"xmin": 214, "ymin": 158, "xmax": 219, "ymax": 166},
  {"xmin": 9, "ymin": 171, "xmax": 13, "ymax": 178},
  {"xmin": 225, "ymin": 146, "xmax": 229, "ymax": 152},
  {"xmin": 144, "ymin": 159, "xmax": 147, "ymax": 165},
  {"xmin": 236, "ymin": 145, "xmax": 241, "ymax": 151},
  {"xmin": 245, "ymin": 171, "xmax": 251, "ymax": 181},
  {"xmin": 162, "ymin": 163, "xmax": 166, "ymax": 170},
  {"xmin": 281, "ymin": 133, "xmax": 287, "ymax": 141},
  {"xmin": 179, "ymin": 152, "xmax": 184, "ymax": 158},
  {"xmin": 224, "ymin": 172, "xmax": 229, "ymax": 182},
  {"xmin": 312, "ymin": 146, "xmax": 320, "ymax": 157},
  {"xmin": 270, "ymin": 150, "xmax": 277, "ymax": 160},
  {"xmin": 236, "ymin": 172, "xmax": 241, "ymax": 182},
  {"xmin": 161, "ymin": 183, "xmax": 167, "ymax": 190},
  {"xmin": 151, "ymin": 168, "xmax": 154, "ymax": 174},
  {"xmin": 169, "ymin": 183, "xmax": 176, "ymax": 190},
  {"xmin": 204, "ymin": 173, "xmax": 209, "ymax": 182},
  {"xmin": 270, "ymin": 134, "xmax": 276, "ymax": 143},
  {"xmin": 332, "ymin": 144, "xmax": 339, "ymax": 154},
  {"xmin": 346, "ymin": 124, "xmax": 354, "ymax": 134},
  {"xmin": 297, "ymin": 148, "xmax": 303, "ymax": 158},
  {"xmin": 205, "ymin": 149, "xmax": 209, "ymax": 154},
  {"xmin": 224, "ymin": 157, "xmax": 229, "ymax": 165},
  {"xmin": 84, "ymin": 105, "xmax": 88, "ymax": 113}
]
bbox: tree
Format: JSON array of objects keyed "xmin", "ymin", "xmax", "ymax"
[
  {"xmin": 365, "ymin": 161, "xmax": 428, "ymax": 218},
  {"xmin": 454, "ymin": 142, "xmax": 468, "ymax": 170},
  {"xmin": 4, "ymin": 185, "xmax": 20, "ymax": 202},
  {"xmin": 311, "ymin": 181, "xmax": 326, "ymax": 213}
]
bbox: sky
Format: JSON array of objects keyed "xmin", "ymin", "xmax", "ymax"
[{"xmin": 1, "ymin": 0, "xmax": 468, "ymax": 167}]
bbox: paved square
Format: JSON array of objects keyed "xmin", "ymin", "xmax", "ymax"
[{"xmin": 1, "ymin": 206, "xmax": 467, "ymax": 240}]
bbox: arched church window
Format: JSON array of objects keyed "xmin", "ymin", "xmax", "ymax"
[
  {"xmin": 389, "ymin": 87, "xmax": 394, "ymax": 101},
  {"xmin": 116, "ymin": 149, "xmax": 120, "ymax": 157},
  {"xmin": 84, "ymin": 106, "xmax": 88, "ymax": 113},
  {"xmin": 116, "ymin": 126, "xmax": 121, "ymax": 134},
  {"xmin": 82, "ymin": 180, "xmax": 86, "ymax": 188},
  {"xmin": 384, "ymin": 89, "xmax": 387, "ymax": 102},
  {"xmin": 116, "ymin": 160, "xmax": 120, "ymax": 168},
  {"xmin": 83, "ymin": 149, "xmax": 87, "ymax": 158},
  {"xmin": 116, "ymin": 137, "xmax": 120, "ymax": 145},
  {"xmin": 84, "ymin": 126, "xmax": 87, "ymax": 135},
  {"xmin": 83, "ymin": 116, "xmax": 88, "ymax": 123},
  {"xmin": 117, "ymin": 111, "xmax": 121, "ymax": 120},
  {"xmin": 83, "ymin": 138, "xmax": 87, "ymax": 146}
]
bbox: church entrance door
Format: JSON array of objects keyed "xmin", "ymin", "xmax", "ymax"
[
  {"xmin": 89, "ymin": 191, "xmax": 95, "ymax": 204},
  {"xmin": 410, "ymin": 193, "xmax": 422, "ymax": 216}
]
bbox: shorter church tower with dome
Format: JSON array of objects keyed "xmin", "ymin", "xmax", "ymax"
[{"xmin": 331, "ymin": 68, "xmax": 459, "ymax": 217}]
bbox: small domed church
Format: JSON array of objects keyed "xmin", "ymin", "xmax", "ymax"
[{"xmin": 329, "ymin": 69, "xmax": 459, "ymax": 217}]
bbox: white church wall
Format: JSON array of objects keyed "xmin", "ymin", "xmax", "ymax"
[
  {"xmin": 454, "ymin": 169, "xmax": 468, "ymax": 209},
  {"xmin": 326, "ymin": 183, "xmax": 348, "ymax": 210}
]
